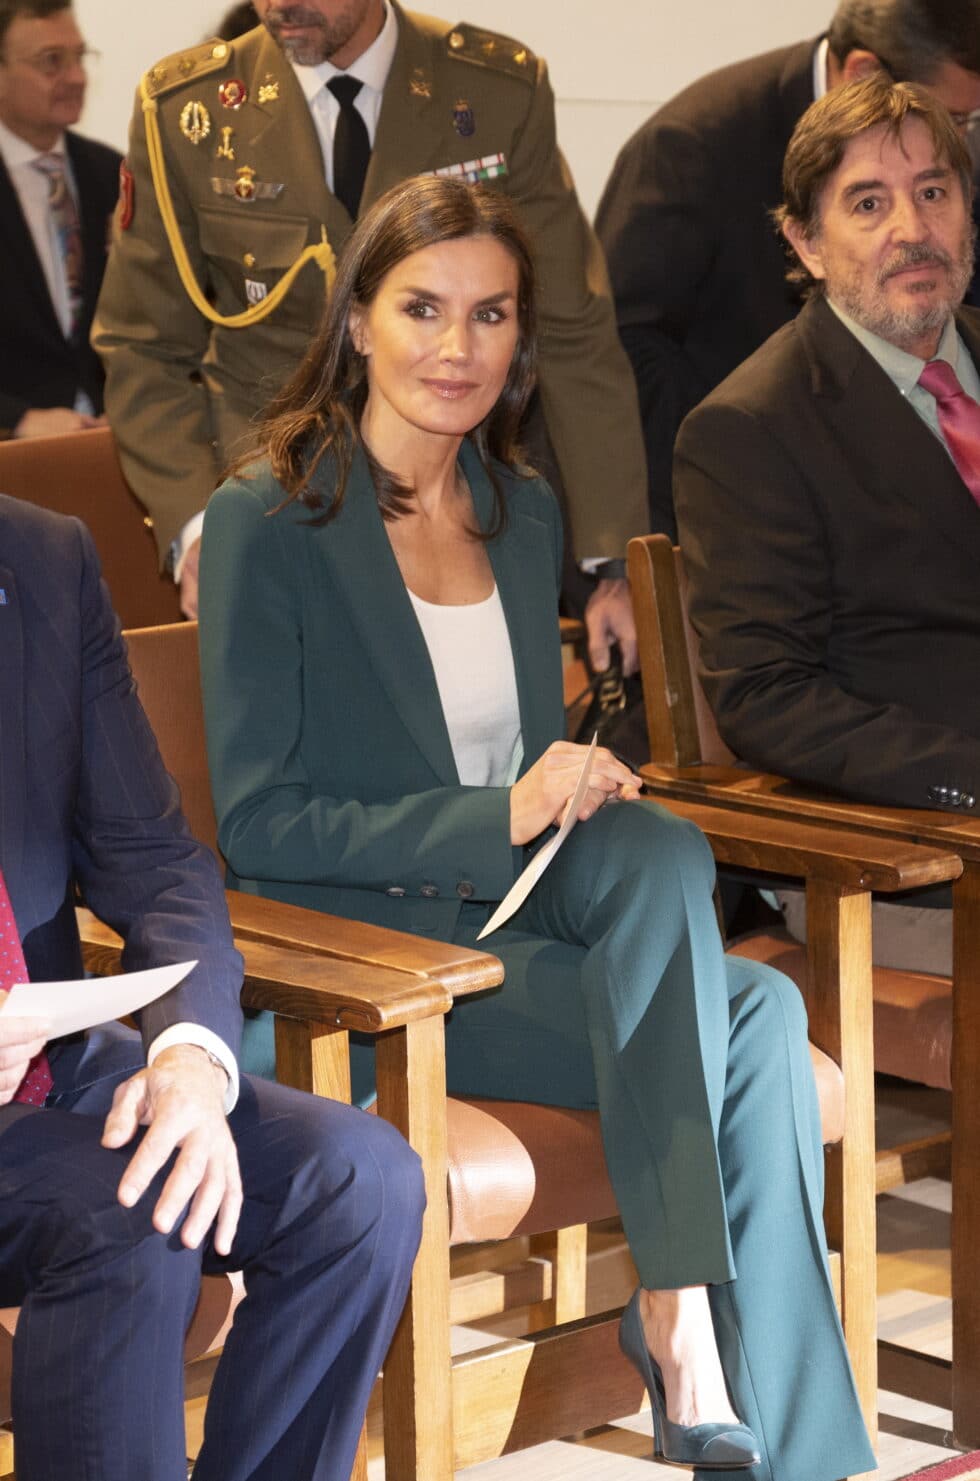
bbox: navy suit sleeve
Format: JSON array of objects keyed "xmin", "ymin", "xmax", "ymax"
[{"xmin": 68, "ymin": 521, "xmax": 243, "ymax": 1056}]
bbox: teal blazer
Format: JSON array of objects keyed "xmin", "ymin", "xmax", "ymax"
[{"xmin": 198, "ymin": 438, "xmax": 566, "ymax": 940}]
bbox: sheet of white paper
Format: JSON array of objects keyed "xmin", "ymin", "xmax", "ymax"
[
  {"xmin": 0, "ymin": 960, "xmax": 198, "ymax": 1039},
  {"xmin": 477, "ymin": 734, "xmax": 598, "ymax": 941}
]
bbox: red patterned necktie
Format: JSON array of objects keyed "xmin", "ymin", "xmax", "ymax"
[
  {"xmin": 0, "ymin": 871, "xmax": 52, "ymax": 1106},
  {"xmin": 32, "ymin": 152, "xmax": 84, "ymax": 338},
  {"xmin": 918, "ymin": 359, "xmax": 980, "ymax": 508}
]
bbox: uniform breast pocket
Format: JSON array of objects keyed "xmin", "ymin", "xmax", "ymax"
[{"xmin": 197, "ymin": 206, "xmax": 313, "ymax": 304}]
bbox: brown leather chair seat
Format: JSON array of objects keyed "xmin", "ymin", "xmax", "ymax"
[
  {"xmin": 731, "ymin": 931, "xmax": 953, "ymax": 1092},
  {"xmin": 446, "ymin": 1040, "xmax": 843, "ymax": 1246}
]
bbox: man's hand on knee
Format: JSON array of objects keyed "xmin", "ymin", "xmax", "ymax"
[{"xmin": 102, "ymin": 1045, "xmax": 242, "ymax": 1256}]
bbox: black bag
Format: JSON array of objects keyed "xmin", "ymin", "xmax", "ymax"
[{"xmin": 566, "ymin": 650, "xmax": 648, "ymax": 769}]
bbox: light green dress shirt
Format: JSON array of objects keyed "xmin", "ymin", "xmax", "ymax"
[{"xmin": 828, "ymin": 297, "xmax": 980, "ymax": 454}]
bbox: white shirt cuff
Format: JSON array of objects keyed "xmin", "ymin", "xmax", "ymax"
[
  {"xmin": 171, "ymin": 509, "xmax": 206, "ymax": 582},
  {"xmin": 146, "ymin": 1024, "xmax": 240, "ymax": 1113}
]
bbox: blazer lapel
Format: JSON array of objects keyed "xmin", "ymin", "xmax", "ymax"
[
  {"xmin": 799, "ymin": 296, "xmax": 980, "ymax": 562},
  {"xmin": 362, "ymin": 5, "xmax": 444, "ymax": 208},
  {"xmin": 0, "ymin": 564, "xmax": 27, "ymax": 903},
  {"xmin": 312, "ymin": 448, "xmax": 460, "ymax": 785},
  {"xmin": 65, "ymin": 133, "xmax": 111, "ymax": 327},
  {"xmin": 238, "ymin": 30, "xmax": 354, "ymax": 247}
]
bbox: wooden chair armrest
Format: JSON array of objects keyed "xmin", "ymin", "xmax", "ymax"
[
  {"xmin": 648, "ymin": 797, "xmax": 962, "ymax": 892},
  {"xmin": 223, "ymin": 890, "xmax": 502, "ymax": 998},
  {"xmin": 640, "ymin": 762, "xmax": 980, "ymax": 854},
  {"xmin": 77, "ymin": 908, "xmax": 489, "ymax": 1033}
]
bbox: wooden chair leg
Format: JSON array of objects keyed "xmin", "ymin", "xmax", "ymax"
[
  {"xmin": 349, "ymin": 1425, "xmax": 369, "ymax": 1481},
  {"xmin": 376, "ymin": 1018, "xmax": 454, "ymax": 1481},
  {"xmin": 525, "ymin": 1226, "xmax": 589, "ymax": 1332},
  {"xmin": 806, "ymin": 881, "xmax": 878, "ymax": 1463},
  {"xmin": 952, "ymin": 863, "xmax": 980, "ymax": 1446}
]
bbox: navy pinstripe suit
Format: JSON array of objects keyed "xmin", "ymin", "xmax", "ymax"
[{"xmin": 0, "ymin": 494, "xmax": 424, "ymax": 1481}]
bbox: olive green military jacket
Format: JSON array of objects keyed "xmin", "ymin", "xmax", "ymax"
[{"xmin": 92, "ymin": 7, "xmax": 647, "ymax": 564}]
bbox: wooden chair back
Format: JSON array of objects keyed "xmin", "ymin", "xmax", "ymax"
[
  {"xmin": 628, "ymin": 533, "xmax": 734, "ymax": 767},
  {"xmin": 0, "ymin": 427, "xmax": 182, "ymax": 628},
  {"xmin": 123, "ymin": 623, "xmax": 219, "ymax": 859}
]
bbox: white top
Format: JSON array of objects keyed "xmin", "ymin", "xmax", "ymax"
[
  {"xmin": 290, "ymin": 0, "xmax": 399, "ymax": 192},
  {"xmin": 409, "ymin": 585, "xmax": 524, "ymax": 787}
]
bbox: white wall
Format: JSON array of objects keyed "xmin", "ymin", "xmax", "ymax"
[{"xmin": 74, "ymin": 0, "xmax": 831, "ymax": 217}]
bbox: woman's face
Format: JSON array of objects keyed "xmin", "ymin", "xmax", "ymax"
[{"xmin": 350, "ymin": 234, "xmax": 521, "ymax": 445}]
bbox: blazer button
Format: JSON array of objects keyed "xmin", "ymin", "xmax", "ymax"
[
  {"xmin": 386, "ymin": 886, "xmax": 406, "ymax": 897},
  {"xmin": 420, "ymin": 884, "xmax": 439, "ymax": 898},
  {"xmin": 456, "ymin": 880, "xmax": 475, "ymax": 899}
]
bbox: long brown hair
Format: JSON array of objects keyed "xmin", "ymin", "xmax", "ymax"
[{"xmin": 246, "ymin": 174, "xmax": 538, "ymax": 536}]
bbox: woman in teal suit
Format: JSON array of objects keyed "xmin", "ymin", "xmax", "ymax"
[{"xmin": 198, "ymin": 176, "xmax": 873, "ymax": 1480}]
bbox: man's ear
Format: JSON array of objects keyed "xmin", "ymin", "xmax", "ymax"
[
  {"xmin": 839, "ymin": 48, "xmax": 885, "ymax": 84},
  {"xmin": 782, "ymin": 217, "xmax": 827, "ymax": 281}
]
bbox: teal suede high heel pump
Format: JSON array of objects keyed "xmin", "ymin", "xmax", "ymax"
[{"xmin": 618, "ymin": 1289, "xmax": 761, "ymax": 1470}]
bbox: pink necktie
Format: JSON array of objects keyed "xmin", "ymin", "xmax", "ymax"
[
  {"xmin": 0, "ymin": 871, "xmax": 52, "ymax": 1106},
  {"xmin": 918, "ymin": 359, "xmax": 980, "ymax": 508},
  {"xmin": 32, "ymin": 152, "xmax": 84, "ymax": 338}
]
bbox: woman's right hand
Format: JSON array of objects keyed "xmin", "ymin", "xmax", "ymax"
[{"xmin": 509, "ymin": 741, "xmax": 643, "ymax": 846}]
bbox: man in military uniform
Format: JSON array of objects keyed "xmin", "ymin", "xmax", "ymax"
[{"xmin": 93, "ymin": 0, "xmax": 646, "ymax": 671}]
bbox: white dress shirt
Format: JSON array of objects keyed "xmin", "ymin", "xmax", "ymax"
[{"xmin": 291, "ymin": 0, "xmax": 399, "ymax": 190}]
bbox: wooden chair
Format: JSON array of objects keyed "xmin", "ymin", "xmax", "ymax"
[
  {"xmin": 628, "ymin": 532, "xmax": 976, "ymax": 1437},
  {"xmin": 0, "ymin": 427, "xmax": 181, "ymax": 627},
  {"xmin": 84, "ymin": 620, "xmax": 961, "ymax": 1479}
]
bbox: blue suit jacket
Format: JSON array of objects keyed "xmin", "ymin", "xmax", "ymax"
[
  {"xmin": 0, "ymin": 494, "xmax": 243, "ymax": 1056},
  {"xmin": 199, "ymin": 439, "xmax": 566, "ymax": 941}
]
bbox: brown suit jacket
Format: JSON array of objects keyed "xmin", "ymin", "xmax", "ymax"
[{"xmin": 674, "ymin": 293, "xmax": 980, "ymax": 812}]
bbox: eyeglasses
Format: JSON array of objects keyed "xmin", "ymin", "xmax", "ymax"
[{"xmin": 3, "ymin": 45, "xmax": 99, "ymax": 78}]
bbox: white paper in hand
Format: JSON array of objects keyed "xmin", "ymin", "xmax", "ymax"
[
  {"xmin": 0, "ymin": 960, "xmax": 198, "ymax": 1039},
  {"xmin": 478, "ymin": 734, "xmax": 598, "ymax": 941}
]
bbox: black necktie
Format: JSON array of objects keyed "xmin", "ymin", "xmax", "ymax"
[{"xmin": 327, "ymin": 75, "xmax": 370, "ymax": 219}]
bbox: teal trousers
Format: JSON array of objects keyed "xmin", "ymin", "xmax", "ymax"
[{"xmin": 242, "ymin": 800, "xmax": 876, "ymax": 1481}]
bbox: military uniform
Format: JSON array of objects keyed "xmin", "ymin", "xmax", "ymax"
[{"xmin": 93, "ymin": 6, "xmax": 647, "ymax": 563}]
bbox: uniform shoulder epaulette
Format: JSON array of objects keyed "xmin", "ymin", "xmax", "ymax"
[
  {"xmin": 142, "ymin": 37, "xmax": 232, "ymax": 100},
  {"xmin": 445, "ymin": 22, "xmax": 536, "ymax": 82}
]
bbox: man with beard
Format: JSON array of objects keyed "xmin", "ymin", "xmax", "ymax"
[
  {"xmin": 597, "ymin": 0, "xmax": 980, "ymax": 540},
  {"xmin": 673, "ymin": 75, "xmax": 980, "ymax": 971},
  {"xmin": 0, "ymin": 0, "xmax": 120, "ymax": 438},
  {"xmin": 92, "ymin": 0, "xmax": 646, "ymax": 674}
]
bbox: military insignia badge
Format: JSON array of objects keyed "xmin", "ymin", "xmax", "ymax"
[
  {"xmin": 257, "ymin": 78, "xmax": 280, "ymax": 104},
  {"xmin": 452, "ymin": 100, "xmax": 475, "ymax": 137},
  {"xmin": 409, "ymin": 67, "xmax": 430, "ymax": 99},
  {"xmin": 178, "ymin": 55, "xmax": 196, "ymax": 77},
  {"xmin": 219, "ymin": 78, "xmax": 248, "ymax": 109},
  {"xmin": 217, "ymin": 126, "xmax": 235, "ymax": 160},
  {"xmin": 210, "ymin": 167, "xmax": 285, "ymax": 203},
  {"xmin": 431, "ymin": 152, "xmax": 507, "ymax": 184},
  {"xmin": 117, "ymin": 159, "xmax": 135, "ymax": 231},
  {"xmin": 179, "ymin": 100, "xmax": 211, "ymax": 145}
]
